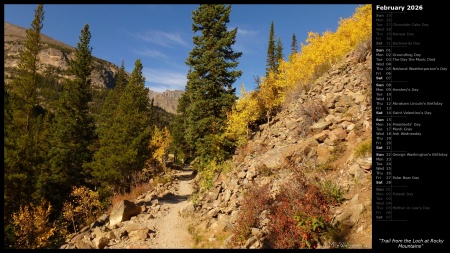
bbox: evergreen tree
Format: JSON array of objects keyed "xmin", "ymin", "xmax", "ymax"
[
  {"xmin": 96, "ymin": 60, "xmax": 128, "ymax": 134},
  {"xmin": 291, "ymin": 33, "xmax": 298, "ymax": 54},
  {"xmin": 115, "ymin": 59, "xmax": 152, "ymax": 180},
  {"xmin": 89, "ymin": 59, "xmax": 152, "ymax": 199},
  {"xmin": 275, "ymin": 37, "xmax": 284, "ymax": 71},
  {"xmin": 170, "ymin": 93, "xmax": 192, "ymax": 162},
  {"xmin": 149, "ymin": 98, "xmax": 155, "ymax": 129},
  {"xmin": 265, "ymin": 21, "xmax": 276, "ymax": 76},
  {"xmin": 45, "ymin": 24, "xmax": 96, "ymax": 212},
  {"xmin": 115, "ymin": 59, "xmax": 128, "ymax": 92},
  {"xmin": 4, "ymin": 4, "xmax": 47, "ymax": 223},
  {"xmin": 175, "ymin": 4, "xmax": 242, "ymax": 162}
]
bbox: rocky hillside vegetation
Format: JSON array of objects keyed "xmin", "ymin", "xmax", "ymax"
[
  {"xmin": 58, "ymin": 40, "xmax": 373, "ymax": 249},
  {"xmin": 184, "ymin": 39, "xmax": 373, "ymax": 249}
]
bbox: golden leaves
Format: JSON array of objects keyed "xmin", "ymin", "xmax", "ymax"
[
  {"xmin": 225, "ymin": 84, "xmax": 261, "ymax": 147},
  {"xmin": 225, "ymin": 4, "xmax": 372, "ymax": 148},
  {"xmin": 62, "ymin": 186, "xmax": 102, "ymax": 233},
  {"xmin": 148, "ymin": 126, "xmax": 172, "ymax": 169},
  {"xmin": 11, "ymin": 198, "xmax": 55, "ymax": 249}
]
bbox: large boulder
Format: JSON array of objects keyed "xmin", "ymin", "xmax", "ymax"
[{"xmin": 109, "ymin": 200, "xmax": 142, "ymax": 227}]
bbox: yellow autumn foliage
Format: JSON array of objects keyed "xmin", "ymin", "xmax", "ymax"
[
  {"xmin": 225, "ymin": 4, "xmax": 372, "ymax": 147},
  {"xmin": 11, "ymin": 198, "xmax": 56, "ymax": 249},
  {"xmin": 258, "ymin": 70, "xmax": 286, "ymax": 123},
  {"xmin": 62, "ymin": 186, "xmax": 102, "ymax": 233},
  {"xmin": 148, "ymin": 125, "xmax": 172, "ymax": 170},
  {"xmin": 278, "ymin": 4, "xmax": 372, "ymax": 94},
  {"xmin": 225, "ymin": 84, "xmax": 261, "ymax": 147}
]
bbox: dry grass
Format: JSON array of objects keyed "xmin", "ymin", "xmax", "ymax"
[
  {"xmin": 354, "ymin": 38, "xmax": 372, "ymax": 63},
  {"xmin": 108, "ymin": 182, "xmax": 154, "ymax": 215},
  {"xmin": 188, "ymin": 222, "xmax": 233, "ymax": 248},
  {"xmin": 296, "ymin": 99, "xmax": 329, "ymax": 139},
  {"xmin": 311, "ymin": 61, "xmax": 333, "ymax": 81},
  {"xmin": 353, "ymin": 138, "xmax": 372, "ymax": 158},
  {"xmin": 282, "ymin": 81, "xmax": 313, "ymax": 110},
  {"xmin": 234, "ymin": 141, "xmax": 269, "ymax": 164}
]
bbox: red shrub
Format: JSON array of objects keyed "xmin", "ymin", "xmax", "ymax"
[{"xmin": 268, "ymin": 174, "xmax": 332, "ymax": 249}]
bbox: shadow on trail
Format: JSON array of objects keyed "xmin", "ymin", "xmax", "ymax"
[
  {"xmin": 173, "ymin": 170, "xmax": 197, "ymax": 181},
  {"xmin": 158, "ymin": 192, "xmax": 191, "ymax": 204},
  {"xmin": 154, "ymin": 169, "xmax": 196, "ymax": 205},
  {"xmin": 169, "ymin": 164, "xmax": 193, "ymax": 171}
]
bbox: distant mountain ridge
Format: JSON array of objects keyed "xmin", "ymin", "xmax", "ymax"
[
  {"xmin": 4, "ymin": 21, "xmax": 182, "ymax": 114},
  {"xmin": 148, "ymin": 89, "xmax": 184, "ymax": 114}
]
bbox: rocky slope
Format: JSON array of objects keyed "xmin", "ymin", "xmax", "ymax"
[
  {"xmin": 185, "ymin": 40, "xmax": 373, "ymax": 249},
  {"xmin": 58, "ymin": 40, "xmax": 373, "ymax": 249}
]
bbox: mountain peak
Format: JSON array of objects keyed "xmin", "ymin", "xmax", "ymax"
[{"xmin": 148, "ymin": 89, "xmax": 184, "ymax": 114}]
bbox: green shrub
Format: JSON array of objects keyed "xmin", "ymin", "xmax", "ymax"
[
  {"xmin": 319, "ymin": 180, "xmax": 344, "ymax": 204},
  {"xmin": 354, "ymin": 138, "xmax": 372, "ymax": 158},
  {"xmin": 197, "ymin": 159, "xmax": 232, "ymax": 191}
]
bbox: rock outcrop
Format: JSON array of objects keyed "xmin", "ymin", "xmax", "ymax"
[{"xmin": 109, "ymin": 200, "xmax": 142, "ymax": 227}]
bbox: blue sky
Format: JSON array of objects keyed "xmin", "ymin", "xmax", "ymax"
[{"xmin": 4, "ymin": 4, "xmax": 363, "ymax": 95}]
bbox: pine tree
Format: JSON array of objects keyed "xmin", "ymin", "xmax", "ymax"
[
  {"xmin": 87, "ymin": 61, "xmax": 128, "ymax": 199},
  {"xmin": 89, "ymin": 59, "xmax": 152, "ymax": 199},
  {"xmin": 4, "ymin": 4, "xmax": 47, "ymax": 224},
  {"xmin": 115, "ymin": 59, "xmax": 128, "ymax": 92},
  {"xmin": 275, "ymin": 37, "xmax": 284, "ymax": 71},
  {"xmin": 291, "ymin": 33, "xmax": 298, "ymax": 54},
  {"xmin": 170, "ymin": 93, "xmax": 192, "ymax": 162},
  {"xmin": 96, "ymin": 60, "xmax": 128, "ymax": 134},
  {"xmin": 265, "ymin": 21, "xmax": 276, "ymax": 76},
  {"xmin": 175, "ymin": 4, "xmax": 242, "ymax": 162},
  {"xmin": 149, "ymin": 98, "xmax": 156, "ymax": 128},
  {"xmin": 45, "ymin": 24, "xmax": 96, "ymax": 211},
  {"xmin": 115, "ymin": 59, "xmax": 152, "ymax": 180}
]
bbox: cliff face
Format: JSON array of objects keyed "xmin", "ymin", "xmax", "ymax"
[
  {"xmin": 4, "ymin": 22, "xmax": 121, "ymax": 89},
  {"xmin": 148, "ymin": 90, "xmax": 184, "ymax": 114}
]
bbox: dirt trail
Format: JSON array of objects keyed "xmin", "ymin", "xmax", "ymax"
[
  {"xmin": 108, "ymin": 169, "xmax": 196, "ymax": 249},
  {"xmin": 150, "ymin": 169, "xmax": 195, "ymax": 249}
]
